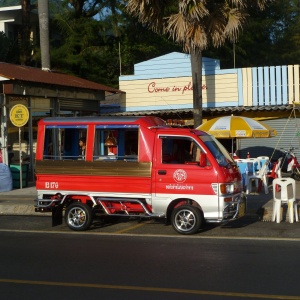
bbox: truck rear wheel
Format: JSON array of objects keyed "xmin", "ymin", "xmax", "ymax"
[
  {"xmin": 65, "ymin": 202, "xmax": 93, "ymax": 231},
  {"xmin": 171, "ymin": 205, "xmax": 202, "ymax": 235}
]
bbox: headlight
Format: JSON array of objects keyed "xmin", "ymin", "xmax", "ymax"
[{"xmin": 220, "ymin": 183, "xmax": 234, "ymax": 194}]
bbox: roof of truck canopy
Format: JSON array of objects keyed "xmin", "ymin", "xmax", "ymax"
[{"xmin": 39, "ymin": 116, "xmax": 167, "ymax": 127}]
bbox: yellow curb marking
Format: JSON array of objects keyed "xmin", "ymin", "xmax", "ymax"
[
  {"xmin": 0, "ymin": 278, "xmax": 299, "ymax": 299},
  {"xmin": 114, "ymin": 221, "xmax": 148, "ymax": 234}
]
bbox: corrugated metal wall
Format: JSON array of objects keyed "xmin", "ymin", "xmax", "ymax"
[
  {"xmin": 239, "ymin": 117, "xmax": 300, "ymax": 168},
  {"xmin": 60, "ymin": 99, "xmax": 99, "ymax": 112}
]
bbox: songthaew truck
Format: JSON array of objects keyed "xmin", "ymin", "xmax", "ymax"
[{"xmin": 34, "ymin": 116, "xmax": 245, "ymax": 234}]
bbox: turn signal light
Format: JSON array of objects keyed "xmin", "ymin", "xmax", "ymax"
[
  {"xmin": 224, "ymin": 197, "xmax": 232, "ymax": 202},
  {"xmin": 220, "ymin": 183, "xmax": 234, "ymax": 194}
]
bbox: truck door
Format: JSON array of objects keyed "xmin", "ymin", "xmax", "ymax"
[{"xmin": 153, "ymin": 135, "xmax": 218, "ymax": 214}]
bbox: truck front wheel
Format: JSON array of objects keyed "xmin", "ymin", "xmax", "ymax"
[
  {"xmin": 171, "ymin": 205, "xmax": 202, "ymax": 235},
  {"xmin": 65, "ymin": 202, "xmax": 93, "ymax": 231}
]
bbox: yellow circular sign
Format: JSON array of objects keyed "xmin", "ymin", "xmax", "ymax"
[{"xmin": 10, "ymin": 104, "xmax": 29, "ymax": 127}]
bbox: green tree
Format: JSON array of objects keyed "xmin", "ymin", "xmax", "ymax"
[
  {"xmin": 48, "ymin": 0, "xmax": 180, "ymax": 87},
  {"xmin": 240, "ymin": 0, "xmax": 300, "ymax": 66},
  {"xmin": 278, "ymin": 0, "xmax": 300, "ymax": 65},
  {"xmin": 65, "ymin": 0, "xmax": 122, "ymax": 19},
  {"xmin": 48, "ymin": 0, "xmax": 124, "ymax": 85},
  {"xmin": 0, "ymin": 31, "xmax": 20, "ymax": 63},
  {"xmin": 204, "ymin": 0, "xmax": 300, "ymax": 69},
  {"xmin": 126, "ymin": 0, "xmax": 270, "ymax": 127}
]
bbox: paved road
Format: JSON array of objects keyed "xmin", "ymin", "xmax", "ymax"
[
  {"xmin": 1, "ymin": 231, "xmax": 300, "ymax": 300},
  {"xmin": 2, "ymin": 214, "xmax": 300, "ymax": 239}
]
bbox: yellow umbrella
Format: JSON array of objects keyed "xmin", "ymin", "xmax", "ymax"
[
  {"xmin": 197, "ymin": 115, "xmax": 277, "ymax": 153},
  {"xmin": 198, "ymin": 116, "xmax": 277, "ymax": 138}
]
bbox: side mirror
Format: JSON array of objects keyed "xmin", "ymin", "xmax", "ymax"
[{"xmin": 199, "ymin": 152, "xmax": 206, "ymax": 167}]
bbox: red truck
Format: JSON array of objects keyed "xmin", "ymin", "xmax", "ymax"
[{"xmin": 34, "ymin": 116, "xmax": 245, "ymax": 234}]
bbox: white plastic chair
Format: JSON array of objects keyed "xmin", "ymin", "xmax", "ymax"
[
  {"xmin": 272, "ymin": 178, "xmax": 297, "ymax": 223},
  {"xmin": 246, "ymin": 162, "xmax": 269, "ymax": 194}
]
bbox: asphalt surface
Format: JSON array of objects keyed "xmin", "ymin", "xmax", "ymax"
[{"xmin": 0, "ymin": 176, "xmax": 299, "ymax": 223}]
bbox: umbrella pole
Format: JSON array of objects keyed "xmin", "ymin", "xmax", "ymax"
[{"xmin": 236, "ymin": 139, "xmax": 240, "ymax": 156}]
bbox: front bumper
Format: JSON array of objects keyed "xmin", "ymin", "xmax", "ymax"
[{"xmin": 223, "ymin": 193, "xmax": 247, "ymax": 220}]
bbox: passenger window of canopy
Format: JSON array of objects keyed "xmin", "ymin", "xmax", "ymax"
[
  {"xmin": 43, "ymin": 126, "xmax": 87, "ymax": 160},
  {"xmin": 93, "ymin": 126, "xmax": 138, "ymax": 161}
]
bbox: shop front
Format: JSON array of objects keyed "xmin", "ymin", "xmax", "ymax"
[{"xmin": 0, "ymin": 63, "xmax": 122, "ymax": 184}]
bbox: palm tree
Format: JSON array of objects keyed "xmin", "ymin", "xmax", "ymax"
[{"xmin": 126, "ymin": 0, "xmax": 269, "ymax": 128}]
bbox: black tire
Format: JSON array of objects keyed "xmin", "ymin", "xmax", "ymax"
[
  {"xmin": 171, "ymin": 205, "xmax": 202, "ymax": 235},
  {"xmin": 65, "ymin": 202, "xmax": 93, "ymax": 231}
]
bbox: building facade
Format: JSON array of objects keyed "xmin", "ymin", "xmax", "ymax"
[
  {"xmin": 0, "ymin": 2, "xmax": 38, "ymax": 42},
  {"xmin": 118, "ymin": 52, "xmax": 300, "ymax": 161}
]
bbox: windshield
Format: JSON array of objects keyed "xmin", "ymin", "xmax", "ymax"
[{"xmin": 199, "ymin": 134, "xmax": 234, "ymax": 167}]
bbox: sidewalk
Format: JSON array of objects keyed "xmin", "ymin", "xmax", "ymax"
[
  {"xmin": 0, "ymin": 182, "xmax": 39, "ymax": 216},
  {"xmin": 0, "ymin": 179, "xmax": 298, "ymax": 221}
]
